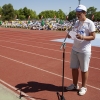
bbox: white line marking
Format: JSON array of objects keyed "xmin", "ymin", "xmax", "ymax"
[
  {"xmin": 0, "ymin": 44, "xmax": 66, "ymax": 61},
  {"xmin": 0, "ymin": 40, "xmax": 63, "ymax": 52},
  {"xmin": 0, "ymin": 44, "xmax": 100, "ymax": 71},
  {"xmin": 0, "ymin": 38, "xmax": 61, "ymax": 47},
  {"xmin": 0, "ymin": 32, "xmax": 64, "ymax": 41},
  {"xmin": 0, "ymin": 32, "xmax": 100, "ymax": 52},
  {"xmin": 0, "ymin": 38, "xmax": 100, "ymax": 54},
  {"xmin": 0, "ymin": 79, "xmax": 35, "ymax": 100},
  {"xmin": 0, "ymin": 54, "xmax": 100, "ymax": 91}
]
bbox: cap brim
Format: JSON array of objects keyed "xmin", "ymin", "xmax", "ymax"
[{"xmin": 75, "ymin": 8, "xmax": 83, "ymax": 12}]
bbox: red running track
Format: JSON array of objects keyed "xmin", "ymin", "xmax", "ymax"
[{"xmin": 0, "ymin": 28, "xmax": 100, "ymax": 100}]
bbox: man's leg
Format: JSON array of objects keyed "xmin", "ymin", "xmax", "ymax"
[
  {"xmin": 81, "ymin": 71, "xmax": 88, "ymax": 87},
  {"xmin": 66, "ymin": 68, "xmax": 79, "ymax": 90},
  {"xmin": 78, "ymin": 52, "xmax": 90, "ymax": 95},
  {"xmin": 72, "ymin": 69, "xmax": 79, "ymax": 86},
  {"xmin": 79, "ymin": 52, "xmax": 91, "ymax": 88}
]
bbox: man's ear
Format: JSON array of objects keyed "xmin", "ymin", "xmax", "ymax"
[
  {"xmin": 82, "ymin": 11, "xmax": 86, "ymax": 14},
  {"xmin": 84, "ymin": 11, "xmax": 87, "ymax": 15}
]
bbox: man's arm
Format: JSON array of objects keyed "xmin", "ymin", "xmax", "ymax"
[{"xmin": 76, "ymin": 31, "xmax": 95, "ymax": 40}]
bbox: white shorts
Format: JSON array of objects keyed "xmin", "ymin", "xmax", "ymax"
[{"xmin": 70, "ymin": 49, "xmax": 91, "ymax": 72}]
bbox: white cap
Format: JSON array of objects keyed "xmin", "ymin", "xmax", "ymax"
[{"xmin": 75, "ymin": 5, "xmax": 87, "ymax": 12}]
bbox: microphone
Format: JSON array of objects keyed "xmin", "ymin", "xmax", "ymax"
[{"xmin": 60, "ymin": 25, "xmax": 73, "ymax": 50}]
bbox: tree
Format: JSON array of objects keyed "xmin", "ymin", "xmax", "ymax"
[
  {"xmin": 38, "ymin": 9, "xmax": 66, "ymax": 20},
  {"xmin": 87, "ymin": 7, "xmax": 97, "ymax": 20},
  {"xmin": 14, "ymin": 10, "xmax": 19, "ymax": 20},
  {"xmin": 57, "ymin": 9, "xmax": 66, "ymax": 20},
  {"xmin": 1, "ymin": 3, "xmax": 100, "ymax": 21},
  {"xmin": 0, "ymin": 7, "xmax": 2, "ymax": 15},
  {"xmin": 23, "ymin": 7, "xmax": 30, "ymax": 20},
  {"xmin": 0, "ymin": 7, "xmax": 2, "ymax": 20},
  {"xmin": 19, "ymin": 15, "xmax": 25, "ymax": 20},
  {"xmin": 68, "ymin": 11, "xmax": 76, "ymax": 21},
  {"xmin": 18, "ymin": 7, "xmax": 38, "ymax": 20},
  {"xmin": 94, "ymin": 11, "xmax": 100, "ymax": 21},
  {"xmin": 2, "ymin": 3, "xmax": 15, "ymax": 21},
  {"xmin": 18, "ymin": 8, "xmax": 25, "ymax": 20},
  {"xmin": 27, "ymin": 9, "xmax": 38, "ymax": 20}
]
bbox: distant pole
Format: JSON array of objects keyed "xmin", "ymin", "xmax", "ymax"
[
  {"xmin": 78, "ymin": 0, "xmax": 81, "ymax": 5},
  {"xmin": 69, "ymin": 7, "xmax": 71, "ymax": 13}
]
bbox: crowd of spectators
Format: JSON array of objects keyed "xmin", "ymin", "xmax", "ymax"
[{"xmin": 0, "ymin": 20, "xmax": 100, "ymax": 33}]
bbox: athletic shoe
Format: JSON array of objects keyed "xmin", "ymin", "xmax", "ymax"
[
  {"xmin": 66, "ymin": 84, "xmax": 79, "ymax": 90},
  {"xmin": 79, "ymin": 87, "xmax": 87, "ymax": 95}
]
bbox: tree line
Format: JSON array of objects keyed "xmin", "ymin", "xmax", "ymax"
[{"xmin": 0, "ymin": 3, "xmax": 100, "ymax": 21}]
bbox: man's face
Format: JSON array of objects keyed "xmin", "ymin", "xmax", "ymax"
[{"xmin": 76, "ymin": 11, "xmax": 86, "ymax": 21}]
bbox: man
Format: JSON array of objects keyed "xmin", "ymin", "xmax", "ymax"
[
  {"xmin": 66, "ymin": 5, "xmax": 95, "ymax": 95},
  {"xmin": 0, "ymin": 20, "xmax": 2, "ymax": 26},
  {"xmin": 41, "ymin": 19, "xmax": 45, "ymax": 30}
]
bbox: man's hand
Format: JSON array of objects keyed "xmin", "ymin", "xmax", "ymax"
[
  {"xmin": 67, "ymin": 34, "xmax": 71, "ymax": 38},
  {"xmin": 76, "ymin": 34, "xmax": 82, "ymax": 40}
]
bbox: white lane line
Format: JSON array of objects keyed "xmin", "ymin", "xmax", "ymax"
[
  {"xmin": 0, "ymin": 44, "xmax": 66, "ymax": 61},
  {"xmin": 0, "ymin": 40, "xmax": 63, "ymax": 53},
  {"xmin": 0, "ymin": 32, "xmax": 64, "ymax": 41},
  {"xmin": 0, "ymin": 79, "xmax": 35, "ymax": 100},
  {"xmin": 0, "ymin": 38, "xmax": 100, "ymax": 54},
  {"xmin": 90, "ymin": 67, "xmax": 100, "ymax": 70},
  {"xmin": 91, "ymin": 56, "xmax": 100, "ymax": 59},
  {"xmin": 0, "ymin": 54, "xmax": 100, "ymax": 91},
  {"xmin": 0, "ymin": 38, "xmax": 62, "ymax": 47},
  {"xmin": 0, "ymin": 38, "xmax": 59, "ymax": 46},
  {"xmin": 0, "ymin": 45, "xmax": 100, "ymax": 71}
]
